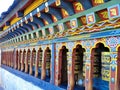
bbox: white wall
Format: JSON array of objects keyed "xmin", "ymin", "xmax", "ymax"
[{"xmin": 0, "ymin": 67, "xmax": 43, "ymax": 90}]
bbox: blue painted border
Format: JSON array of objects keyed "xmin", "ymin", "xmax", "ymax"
[
  {"xmin": 51, "ymin": 43, "xmax": 55, "ymax": 84},
  {"xmin": 16, "ymin": 28, "xmax": 120, "ymax": 48},
  {"xmin": 86, "ymin": 12, "xmax": 96, "ymax": 24},
  {"xmin": 107, "ymin": 4, "xmax": 120, "ymax": 19}
]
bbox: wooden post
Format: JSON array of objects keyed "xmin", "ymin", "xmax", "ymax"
[
  {"xmin": 67, "ymin": 49, "xmax": 74, "ymax": 90},
  {"xmin": 25, "ymin": 49, "xmax": 31, "ymax": 73},
  {"xmin": 85, "ymin": 52, "xmax": 93, "ymax": 90},
  {"xmin": 14, "ymin": 50, "xmax": 17, "ymax": 69},
  {"xmin": 29, "ymin": 49, "xmax": 34, "ymax": 75},
  {"xmin": 35, "ymin": 50, "xmax": 39, "ymax": 77},
  {"xmin": 18, "ymin": 50, "xmax": 21, "ymax": 70},
  {"xmin": 109, "ymin": 52, "xmax": 119, "ymax": 90},
  {"xmin": 50, "ymin": 43, "xmax": 55, "ymax": 84},
  {"xmin": 41, "ymin": 48, "xmax": 46, "ymax": 80}
]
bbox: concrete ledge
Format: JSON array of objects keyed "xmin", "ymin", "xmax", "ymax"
[{"xmin": 1, "ymin": 65, "xmax": 64, "ymax": 90}]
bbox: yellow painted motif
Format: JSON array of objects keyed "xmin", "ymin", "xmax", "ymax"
[
  {"xmin": 37, "ymin": 12, "xmax": 41, "ymax": 17},
  {"xmin": 61, "ymin": 9, "xmax": 69, "ymax": 17},
  {"xmin": 24, "ymin": 0, "xmax": 46, "ymax": 15},
  {"xmin": 3, "ymin": 26, "xmax": 9, "ymax": 31},
  {"xmin": 80, "ymin": 16, "xmax": 86, "ymax": 24},
  {"xmin": 88, "ymin": 15, "xmax": 94, "ymax": 22},
  {"xmin": 101, "ymin": 11, "xmax": 108, "ymax": 18},
  {"xmin": 101, "ymin": 52, "xmax": 110, "ymax": 81},
  {"xmin": 45, "ymin": 7, "xmax": 49, "ymax": 12},
  {"xmin": 110, "ymin": 8, "xmax": 117, "ymax": 16},
  {"xmin": 52, "ymin": 15, "xmax": 57, "ymax": 22},
  {"xmin": 44, "ymin": 20, "xmax": 48, "ymax": 25},
  {"xmin": 94, "ymin": 0, "xmax": 104, "ymax": 4},
  {"xmin": 55, "ymin": 0, "xmax": 61, "ymax": 6},
  {"xmin": 71, "ymin": 20, "xmax": 76, "ymax": 27},
  {"xmin": 11, "ymin": 17, "xmax": 20, "ymax": 25},
  {"xmin": 74, "ymin": 2, "xmax": 83, "ymax": 11}
]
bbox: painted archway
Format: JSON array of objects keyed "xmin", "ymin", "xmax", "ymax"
[
  {"xmin": 29, "ymin": 48, "xmax": 36, "ymax": 75},
  {"xmin": 21, "ymin": 49, "xmax": 26, "ymax": 71},
  {"xmin": 72, "ymin": 44, "xmax": 85, "ymax": 90},
  {"xmin": 18, "ymin": 50, "xmax": 22, "ymax": 70},
  {"xmin": 41, "ymin": 47, "xmax": 51, "ymax": 82},
  {"xmin": 25, "ymin": 49, "xmax": 31, "ymax": 73},
  {"xmin": 58, "ymin": 46, "xmax": 68, "ymax": 89},
  {"xmin": 15, "ymin": 50, "xmax": 18, "ymax": 69},
  {"xmin": 91, "ymin": 43, "xmax": 110, "ymax": 90},
  {"xmin": 35, "ymin": 48, "xmax": 43, "ymax": 78}
]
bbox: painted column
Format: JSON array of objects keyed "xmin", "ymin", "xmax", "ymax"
[
  {"xmin": 67, "ymin": 42, "xmax": 74, "ymax": 90},
  {"xmin": 109, "ymin": 51, "xmax": 119, "ymax": 90},
  {"xmin": 25, "ymin": 49, "xmax": 32, "ymax": 73},
  {"xmin": 50, "ymin": 43, "xmax": 55, "ymax": 84},
  {"xmin": 18, "ymin": 50, "xmax": 21, "ymax": 70},
  {"xmin": 7, "ymin": 51, "xmax": 9, "ymax": 66},
  {"xmin": 54, "ymin": 43, "xmax": 60, "ymax": 86},
  {"xmin": 21, "ymin": 50, "xmax": 24, "ymax": 71},
  {"xmin": 67, "ymin": 48, "xmax": 74, "ymax": 90},
  {"xmin": 9, "ymin": 50, "xmax": 12, "ymax": 67},
  {"xmin": 35, "ymin": 49, "xmax": 39, "ymax": 77},
  {"xmin": 4, "ymin": 51, "xmax": 6, "ymax": 65},
  {"xmin": 8, "ymin": 51, "xmax": 10, "ymax": 67},
  {"xmin": 41, "ymin": 46, "xmax": 46, "ymax": 80},
  {"xmin": 7, "ymin": 51, "xmax": 8, "ymax": 66},
  {"xmin": 29, "ymin": 48, "xmax": 34, "ymax": 75},
  {"xmin": 11, "ymin": 50, "xmax": 14, "ymax": 68},
  {"xmin": 14, "ymin": 49, "xmax": 17, "ymax": 69},
  {"xmin": 85, "ymin": 52, "xmax": 92, "ymax": 90},
  {"xmin": 9, "ymin": 51, "xmax": 11, "ymax": 67},
  {"xmin": 106, "ymin": 37, "xmax": 119, "ymax": 90}
]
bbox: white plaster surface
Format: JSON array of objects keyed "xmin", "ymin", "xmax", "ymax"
[{"xmin": 0, "ymin": 67, "xmax": 43, "ymax": 90}]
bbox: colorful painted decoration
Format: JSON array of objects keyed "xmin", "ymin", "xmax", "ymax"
[
  {"xmin": 61, "ymin": 9, "xmax": 69, "ymax": 18},
  {"xmin": 73, "ymin": 2, "xmax": 84, "ymax": 13},
  {"xmin": 108, "ymin": 4, "xmax": 120, "ymax": 19},
  {"xmin": 20, "ymin": 20, "xmax": 23, "ymax": 26},
  {"xmin": 86, "ymin": 13, "xmax": 96, "ymax": 24},
  {"xmin": 43, "ymin": 20, "xmax": 49, "ymax": 25},
  {"xmin": 25, "ymin": 17, "xmax": 28, "ymax": 24},
  {"xmin": 55, "ymin": 0, "xmax": 61, "ymax": 6},
  {"xmin": 97, "ymin": 9, "xmax": 108, "ymax": 20},
  {"xmin": 51, "ymin": 15, "xmax": 57, "ymax": 22},
  {"xmin": 80, "ymin": 16, "xmax": 87, "ymax": 25},
  {"xmin": 101, "ymin": 52, "xmax": 110, "ymax": 81},
  {"xmin": 58, "ymin": 23, "xmax": 64, "ymax": 32},
  {"xmin": 30, "ymin": 13, "xmax": 33, "ymax": 22},
  {"xmin": 17, "ymin": 22, "xmax": 19, "ymax": 28},
  {"xmin": 42, "ymin": 30, "xmax": 46, "ymax": 36},
  {"xmin": 92, "ymin": 0, "xmax": 104, "ymax": 6},
  {"xmin": 45, "ymin": 2, "xmax": 49, "ymax": 12},
  {"xmin": 49, "ymin": 27, "xmax": 54, "ymax": 34},
  {"xmin": 70, "ymin": 18, "xmax": 78, "ymax": 29},
  {"xmin": 106, "ymin": 37, "xmax": 118, "ymax": 48},
  {"xmin": 36, "ymin": 8, "xmax": 41, "ymax": 17}
]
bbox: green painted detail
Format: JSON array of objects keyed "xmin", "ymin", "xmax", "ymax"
[
  {"xmin": 95, "ymin": 13, "xmax": 101, "ymax": 22},
  {"xmin": 1, "ymin": 0, "xmax": 120, "ymax": 46}
]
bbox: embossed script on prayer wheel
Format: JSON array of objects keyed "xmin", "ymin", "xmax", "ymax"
[
  {"xmin": 39, "ymin": 51, "xmax": 42, "ymax": 68},
  {"xmin": 93, "ymin": 52, "xmax": 101, "ymax": 77},
  {"xmin": 46, "ymin": 51, "xmax": 51, "ymax": 77},
  {"xmin": 33, "ymin": 52, "xmax": 36, "ymax": 66},
  {"xmin": 101, "ymin": 52, "xmax": 110, "ymax": 81}
]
